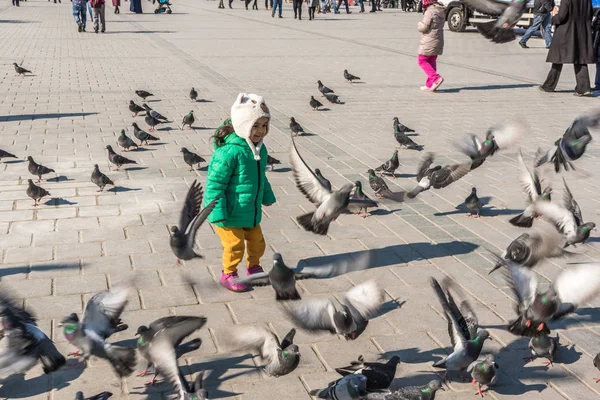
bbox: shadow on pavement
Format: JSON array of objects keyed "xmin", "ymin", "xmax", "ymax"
[
  {"xmin": 0, "ymin": 112, "xmax": 98, "ymax": 122},
  {"xmin": 437, "ymin": 84, "xmax": 537, "ymax": 93}
]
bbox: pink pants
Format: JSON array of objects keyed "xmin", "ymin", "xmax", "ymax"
[{"xmin": 417, "ymin": 55, "xmax": 441, "ymax": 88}]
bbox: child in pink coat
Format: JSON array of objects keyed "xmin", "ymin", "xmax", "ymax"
[{"xmin": 417, "ymin": 0, "xmax": 445, "ymax": 91}]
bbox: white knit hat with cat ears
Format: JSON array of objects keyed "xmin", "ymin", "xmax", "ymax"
[{"xmin": 230, "ymin": 93, "xmax": 271, "ymax": 161}]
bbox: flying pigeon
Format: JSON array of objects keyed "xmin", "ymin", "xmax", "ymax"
[
  {"xmin": 132, "ymin": 122, "xmax": 159, "ymax": 145},
  {"xmin": 0, "ymin": 149, "xmax": 17, "ymax": 161},
  {"xmin": 394, "ymin": 128, "xmax": 421, "ymax": 150},
  {"xmin": 117, "ymin": 129, "xmax": 138, "ymax": 152},
  {"xmin": 135, "ymin": 90, "xmax": 154, "ymax": 100},
  {"xmin": 181, "ymin": 111, "xmax": 195, "ymax": 130},
  {"xmin": 290, "ymin": 117, "xmax": 305, "ymax": 136},
  {"xmin": 525, "ymin": 333, "xmax": 559, "ymax": 367},
  {"xmin": 465, "ymin": 187, "xmax": 483, "ymax": 217},
  {"xmin": 236, "ymin": 251, "xmax": 372, "ymax": 300},
  {"xmin": 13, "ymin": 62, "xmax": 31, "ymax": 76},
  {"xmin": 145, "ymin": 115, "xmax": 166, "ymax": 132},
  {"xmin": 290, "ymin": 136, "xmax": 353, "ymax": 235},
  {"xmin": 367, "ymin": 169, "xmax": 393, "ymax": 198},
  {"xmin": 407, "ymin": 153, "xmax": 471, "ymax": 199},
  {"xmin": 467, "ymin": 354, "xmax": 499, "ymax": 397},
  {"xmin": 430, "ymin": 277, "xmax": 491, "ymax": 382},
  {"xmin": 318, "ymin": 80, "xmax": 335, "ymax": 95},
  {"xmin": 324, "ymin": 92, "xmax": 341, "ymax": 104},
  {"xmin": 314, "ymin": 168, "xmax": 332, "ymax": 191},
  {"xmin": 375, "ymin": 150, "xmax": 400, "ymax": 178},
  {"xmin": 310, "ymin": 372, "xmax": 368, "ymax": 399},
  {"xmin": 169, "ymin": 180, "xmax": 219, "ymax": 263},
  {"xmin": 26, "ymin": 179, "xmax": 50, "ymax": 206},
  {"xmin": 75, "ymin": 392, "xmax": 113, "ymax": 400},
  {"xmin": 60, "ymin": 285, "xmax": 136, "ymax": 377},
  {"xmin": 464, "ymin": 0, "xmax": 529, "ymax": 43},
  {"xmin": 344, "ymin": 69, "xmax": 360, "ymax": 83},
  {"xmin": 129, "ymin": 100, "xmax": 145, "ymax": 117},
  {"xmin": 348, "ymin": 180, "xmax": 379, "ymax": 218},
  {"xmin": 515, "ymin": 148, "xmax": 553, "ymax": 208},
  {"xmin": 283, "ymin": 280, "xmax": 385, "ymax": 340},
  {"xmin": 392, "ymin": 117, "xmax": 415, "ymax": 133},
  {"xmin": 335, "ymin": 355, "xmax": 400, "ymax": 391},
  {"xmin": 310, "ymin": 96, "xmax": 323, "ymax": 111},
  {"xmin": 106, "ymin": 145, "xmax": 136, "ymax": 170},
  {"xmin": 561, "ymin": 177, "xmax": 596, "ymax": 247},
  {"xmin": 220, "ymin": 326, "xmax": 300, "ymax": 377},
  {"xmin": 181, "ymin": 147, "xmax": 205, "ymax": 171},
  {"xmin": 91, "ymin": 164, "xmax": 114, "ymax": 192},
  {"xmin": 363, "ymin": 380, "xmax": 444, "ymax": 400},
  {"xmin": 189, "ymin": 87, "xmax": 198, "ymax": 102},
  {"xmin": 267, "ymin": 155, "xmax": 281, "ymax": 170},
  {"xmin": 27, "ymin": 156, "xmax": 55, "ymax": 183},
  {"xmin": 143, "ymin": 103, "xmax": 168, "ymax": 121}
]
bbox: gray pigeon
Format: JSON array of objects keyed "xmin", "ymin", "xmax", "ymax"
[
  {"xmin": 189, "ymin": 87, "xmax": 198, "ymax": 102},
  {"xmin": 59, "ymin": 285, "xmax": 136, "ymax": 377},
  {"xmin": 169, "ymin": 180, "xmax": 219, "ymax": 263},
  {"xmin": 143, "ymin": 103, "xmax": 168, "ymax": 121},
  {"xmin": 364, "ymin": 380, "xmax": 444, "ymax": 400},
  {"xmin": 392, "ymin": 117, "xmax": 415, "ymax": 133},
  {"xmin": 407, "ymin": 153, "xmax": 470, "ymax": 199},
  {"xmin": 335, "ymin": 355, "xmax": 400, "ymax": 391},
  {"xmin": 117, "ymin": 129, "xmax": 138, "ymax": 152},
  {"xmin": 594, "ymin": 352, "xmax": 600, "ymax": 382},
  {"xmin": 14, "ymin": 62, "xmax": 31, "ymax": 76},
  {"xmin": 348, "ymin": 180, "xmax": 379, "ymax": 218},
  {"xmin": 181, "ymin": 147, "xmax": 205, "ymax": 171},
  {"xmin": 91, "ymin": 164, "xmax": 114, "ymax": 192},
  {"xmin": 324, "ymin": 92, "xmax": 341, "ymax": 104},
  {"xmin": 467, "ymin": 354, "xmax": 499, "ymax": 397},
  {"xmin": 465, "ymin": 187, "xmax": 482, "ymax": 217},
  {"xmin": 283, "ymin": 280, "xmax": 384, "ymax": 340},
  {"xmin": 290, "ymin": 117, "xmax": 305, "ymax": 136},
  {"xmin": 464, "ymin": 0, "xmax": 529, "ymax": 43},
  {"xmin": 132, "ymin": 122, "xmax": 159, "ymax": 145},
  {"xmin": 367, "ymin": 169, "xmax": 393, "ymax": 198},
  {"xmin": 317, "ymin": 80, "xmax": 335, "ymax": 95},
  {"xmin": 314, "ymin": 168, "xmax": 332, "ymax": 191},
  {"xmin": 145, "ymin": 114, "xmax": 165, "ymax": 132},
  {"xmin": 181, "ymin": 111, "xmax": 195, "ymax": 130},
  {"xmin": 75, "ymin": 392, "xmax": 113, "ymax": 400},
  {"xmin": 431, "ymin": 277, "xmax": 491, "ymax": 381},
  {"xmin": 267, "ymin": 155, "xmax": 281, "ymax": 170},
  {"xmin": 106, "ymin": 145, "xmax": 136, "ymax": 170},
  {"xmin": 136, "ymin": 90, "xmax": 153, "ymax": 100},
  {"xmin": 129, "ymin": 100, "xmax": 145, "ymax": 117},
  {"xmin": 394, "ymin": 128, "xmax": 421, "ymax": 150},
  {"xmin": 375, "ymin": 150, "xmax": 400, "ymax": 178},
  {"xmin": 290, "ymin": 136, "xmax": 352, "ymax": 235},
  {"xmin": 525, "ymin": 334, "xmax": 559, "ymax": 367},
  {"xmin": 26, "ymin": 179, "xmax": 50, "ymax": 206},
  {"xmin": 310, "ymin": 96, "xmax": 323, "ymax": 111},
  {"xmin": 311, "ymin": 373, "xmax": 368, "ymax": 399},
  {"xmin": 517, "ymin": 149, "xmax": 553, "ymax": 204},
  {"xmin": 220, "ymin": 326, "xmax": 300, "ymax": 377},
  {"xmin": 344, "ymin": 69, "xmax": 360, "ymax": 83},
  {"xmin": 27, "ymin": 156, "xmax": 55, "ymax": 183},
  {"xmin": 0, "ymin": 149, "xmax": 17, "ymax": 161}
]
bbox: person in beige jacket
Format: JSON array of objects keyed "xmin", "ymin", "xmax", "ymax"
[{"xmin": 417, "ymin": 0, "xmax": 445, "ymax": 91}]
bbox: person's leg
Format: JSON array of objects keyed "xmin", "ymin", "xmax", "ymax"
[
  {"xmin": 542, "ymin": 14, "xmax": 552, "ymax": 48},
  {"xmin": 418, "ymin": 55, "xmax": 440, "ymax": 88},
  {"xmin": 245, "ymin": 0, "xmax": 250, "ymax": 9},
  {"xmin": 93, "ymin": 7, "xmax": 99, "ymax": 32},
  {"xmin": 298, "ymin": 0, "xmax": 302, "ymax": 18},
  {"xmin": 358, "ymin": 0, "xmax": 363, "ymax": 11},
  {"xmin": 244, "ymin": 226, "xmax": 266, "ymax": 270},
  {"xmin": 574, "ymin": 64, "xmax": 591, "ymax": 95},
  {"xmin": 100, "ymin": 3, "xmax": 105, "ymax": 32},
  {"xmin": 541, "ymin": 63, "xmax": 562, "ymax": 91},
  {"xmin": 229, "ymin": 0, "xmax": 233, "ymax": 8},
  {"xmin": 344, "ymin": 0, "xmax": 350, "ymax": 13},
  {"xmin": 519, "ymin": 15, "xmax": 542, "ymax": 46},
  {"xmin": 278, "ymin": 0, "xmax": 282, "ymax": 16},
  {"xmin": 73, "ymin": 4, "xmax": 81, "ymax": 25},
  {"xmin": 215, "ymin": 227, "xmax": 246, "ymax": 275},
  {"xmin": 293, "ymin": 0, "xmax": 297, "ymax": 17},
  {"xmin": 252, "ymin": 0, "xmax": 257, "ymax": 9},
  {"xmin": 595, "ymin": 62, "xmax": 600, "ymax": 90}
]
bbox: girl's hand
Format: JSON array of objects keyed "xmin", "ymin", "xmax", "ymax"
[{"xmin": 551, "ymin": 6, "xmax": 558, "ymax": 16}]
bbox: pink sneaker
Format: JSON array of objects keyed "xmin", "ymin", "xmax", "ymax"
[
  {"xmin": 220, "ymin": 272, "xmax": 250, "ymax": 292},
  {"xmin": 430, "ymin": 77, "xmax": 444, "ymax": 92},
  {"xmin": 247, "ymin": 265, "xmax": 264, "ymax": 275}
]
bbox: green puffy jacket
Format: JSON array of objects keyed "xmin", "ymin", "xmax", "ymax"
[{"xmin": 203, "ymin": 122, "xmax": 276, "ymax": 228}]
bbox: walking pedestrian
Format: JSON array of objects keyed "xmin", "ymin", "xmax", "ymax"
[
  {"xmin": 293, "ymin": 0, "xmax": 303, "ymax": 18},
  {"xmin": 356, "ymin": 0, "xmax": 364, "ymax": 12},
  {"xmin": 539, "ymin": 0, "xmax": 595, "ymax": 96},
  {"xmin": 309, "ymin": 0, "xmax": 319, "ymax": 18},
  {"xmin": 12, "ymin": 0, "xmax": 19, "ymax": 6},
  {"xmin": 90, "ymin": 0, "xmax": 106, "ymax": 33},
  {"xmin": 130, "ymin": 0, "xmax": 142, "ymax": 13},
  {"xmin": 112, "ymin": 0, "xmax": 120, "ymax": 13},
  {"xmin": 72, "ymin": 0, "xmax": 87, "ymax": 32},
  {"xmin": 334, "ymin": 0, "xmax": 351, "ymax": 13},
  {"xmin": 272, "ymin": 0, "xmax": 283, "ymax": 17},
  {"xmin": 592, "ymin": 9, "xmax": 600, "ymax": 90},
  {"xmin": 370, "ymin": 0, "xmax": 376, "ymax": 11},
  {"xmin": 519, "ymin": 0, "xmax": 553, "ymax": 48},
  {"xmin": 321, "ymin": 0, "xmax": 331, "ymax": 12},
  {"xmin": 417, "ymin": 0, "xmax": 445, "ymax": 91}
]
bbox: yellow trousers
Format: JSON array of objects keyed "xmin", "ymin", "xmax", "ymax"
[{"xmin": 215, "ymin": 225, "xmax": 266, "ymax": 274}]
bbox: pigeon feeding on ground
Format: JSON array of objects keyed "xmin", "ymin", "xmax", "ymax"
[
  {"xmin": 314, "ymin": 168, "xmax": 332, "ymax": 191},
  {"xmin": 430, "ymin": 277, "xmax": 492, "ymax": 382},
  {"xmin": 324, "ymin": 92, "xmax": 341, "ymax": 104},
  {"xmin": 129, "ymin": 100, "xmax": 145, "ymax": 117},
  {"xmin": 236, "ymin": 252, "xmax": 372, "ymax": 300},
  {"xmin": 525, "ymin": 334, "xmax": 559, "ymax": 367},
  {"xmin": 364, "ymin": 380, "xmax": 444, "ymax": 400},
  {"xmin": 136, "ymin": 316, "xmax": 207, "ymax": 386},
  {"xmin": 290, "ymin": 117, "xmax": 305, "ymax": 136},
  {"xmin": 0, "ymin": 149, "xmax": 17, "ymax": 161},
  {"xmin": 145, "ymin": 114, "xmax": 166, "ymax": 132},
  {"xmin": 26, "ymin": 179, "xmax": 50, "ymax": 206},
  {"xmin": 0, "ymin": 291, "xmax": 66, "ymax": 377},
  {"xmin": 284, "ymin": 280, "xmax": 385, "ymax": 340},
  {"xmin": 91, "ymin": 164, "xmax": 114, "ymax": 192},
  {"xmin": 106, "ymin": 145, "xmax": 136, "ymax": 170},
  {"xmin": 13, "ymin": 62, "xmax": 31, "ymax": 76},
  {"xmin": 27, "ymin": 156, "xmax": 55, "ymax": 183},
  {"xmin": 310, "ymin": 96, "xmax": 323, "ymax": 111},
  {"xmin": 394, "ymin": 128, "xmax": 421, "ymax": 150},
  {"xmin": 392, "ymin": 117, "xmax": 415, "ymax": 133},
  {"xmin": 318, "ymin": 80, "xmax": 335, "ymax": 95},
  {"xmin": 375, "ymin": 150, "xmax": 400, "ymax": 178},
  {"xmin": 344, "ymin": 69, "xmax": 360, "ymax": 83},
  {"xmin": 135, "ymin": 90, "xmax": 154, "ymax": 100},
  {"xmin": 181, "ymin": 147, "xmax": 205, "ymax": 171},
  {"xmin": 117, "ymin": 129, "xmax": 138, "ymax": 152},
  {"xmin": 189, "ymin": 87, "xmax": 198, "ymax": 102},
  {"xmin": 291, "ymin": 136, "xmax": 353, "ymax": 235},
  {"xmin": 311, "ymin": 374, "xmax": 368, "ymax": 399},
  {"xmin": 75, "ymin": 392, "xmax": 113, "ymax": 400},
  {"xmin": 132, "ymin": 122, "xmax": 159, "ymax": 145},
  {"xmin": 468, "ymin": 354, "xmax": 499, "ymax": 397},
  {"xmin": 60, "ymin": 285, "xmax": 136, "ymax": 377},
  {"xmin": 465, "ymin": 187, "xmax": 483, "ymax": 217},
  {"xmin": 407, "ymin": 153, "xmax": 471, "ymax": 199},
  {"xmin": 182, "ymin": 111, "xmax": 195, "ymax": 130},
  {"xmin": 464, "ymin": 0, "xmax": 529, "ymax": 43},
  {"xmin": 335, "ymin": 355, "xmax": 400, "ymax": 391},
  {"xmin": 143, "ymin": 103, "xmax": 168, "ymax": 121},
  {"xmin": 348, "ymin": 180, "xmax": 379, "ymax": 218},
  {"xmin": 169, "ymin": 180, "xmax": 219, "ymax": 263},
  {"xmin": 220, "ymin": 326, "xmax": 300, "ymax": 377},
  {"xmin": 267, "ymin": 155, "xmax": 281, "ymax": 170},
  {"xmin": 367, "ymin": 169, "xmax": 393, "ymax": 198}
]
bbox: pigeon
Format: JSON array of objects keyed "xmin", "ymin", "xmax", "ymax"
[
  {"xmin": 0, "ymin": 291, "xmax": 66, "ymax": 376},
  {"xmin": 75, "ymin": 392, "xmax": 113, "ymax": 400},
  {"xmin": 181, "ymin": 147, "xmax": 205, "ymax": 171},
  {"xmin": 220, "ymin": 326, "xmax": 300, "ymax": 377},
  {"xmin": 310, "ymin": 373, "xmax": 368, "ymax": 399},
  {"xmin": 464, "ymin": 0, "xmax": 529, "ymax": 43},
  {"xmin": 515, "ymin": 148, "xmax": 553, "ymax": 208},
  {"xmin": 143, "ymin": 103, "xmax": 168, "ymax": 121},
  {"xmin": 348, "ymin": 180, "xmax": 379, "ymax": 218},
  {"xmin": 132, "ymin": 122, "xmax": 159, "ymax": 145},
  {"xmin": 367, "ymin": 169, "xmax": 393, "ymax": 199},
  {"xmin": 465, "ymin": 187, "xmax": 483, "ymax": 217},
  {"xmin": 561, "ymin": 177, "xmax": 596, "ymax": 247},
  {"xmin": 364, "ymin": 380, "xmax": 444, "ymax": 400},
  {"xmin": 27, "ymin": 156, "xmax": 55, "ymax": 183},
  {"xmin": 525, "ymin": 333, "xmax": 559, "ymax": 367},
  {"xmin": 189, "ymin": 87, "xmax": 198, "ymax": 102},
  {"xmin": 117, "ymin": 129, "xmax": 138, "ymax": 152},
  {"xmin": 283, "ymin": 280, "xmax": 385, "ymax": 340},
  {"xmin": 310, "ymin": 96, "xmax": 323, "ymax": 111},
  {"xmin": 318, "ymin": 80, "xmax": 335, "ymax": 95},
  {"xmin": 106, "ymin": 145, "xmax": 136, "ymax": 170},
  {"xmin": 290, "ymin": 136, "xmax": 353, "ymax": 235},
  {"xmin": 13, "ymin": 62, "xmax": 31, "ymax": 76},
  {"xmin": 145, "ymin": 114, "xmax": 166, "ymax": 132},
  {"xmin": 181, "ymin": 111, "xmax": 195, "ymax": 130},
  {"xmin": 392, "ymin": 117, "xmax": 415, "ymax": 133},
  {"xmin": 344, "ymin": 69, "xmax": 360, "ymax": 83},
  {"xmin": 394, "ymin": 128, "xmax": 421, "ymax": 150},
  {"xmin": 290, "ymin": 117, "xmax": 305, "ymax": 136},
  {"xmin": 467, "ymin": 354, "xmax": 499, "ymax": 397},
  {"xmin": 135, "ymin": 90, "xmax": 154, "ymax": 100},
  {"xmin": 169, "ymin": 180, "xmax": 219, "ymax": 263},
  {"xmin": 375, "ymin": 150, "xmax": 400, "ymax": 178},
  {"xmin": 136, "ymin": 316, "xmax": 207, "ymax": 386},
  {"xmin": 26, "ymin": 179, "xmax": 50, "ymax": 206},
  {"xmin": 430, "ymin": 277, "xmax": 491, "ymax": 381},
  {"xmin": 267, "ymin": 155, "xmax": 281, "ymax": 170},
  {"xmin": 91, "ymin": 164, "xmax": 114, "ymax": 192},
  {"xmin": 60, "ymin": 285, "xmax": 136, "ymax": 377},
  {"xmin": 129, "ymin": 100, "xmax": 145, "ymax": 117},
  {"xmin": 324, "ymin": 92, "xmax": 341, "ymax": 104},
  {"xmin": 407, "ymin": 153, "xmax": 471, "ymax": 199},
  {"xmin": 594, "ymin": 353, "xmax": 600, "ymax": 382},
  {"xmin": 236, "ymin": 251, "xmax": 372, "ymax": 300},
  {"xmin": 0, "ymin": 149, "xmax": 17, "ymax": 161},
  {"xmin": 535, "ymin": 110, "xmax": 599, "ymax": 172},
  {"xmin": 335, "ymin": 355, "xmax": 400, "ymax": 391},
  {"xmin": 314, "ymin": 168, "xmax": 332, "ymax": 191}
]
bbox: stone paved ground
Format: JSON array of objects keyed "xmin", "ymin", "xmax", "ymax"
[{"xmin": 1, "ymin": 0, "xmax": 600, "ymax": 399}]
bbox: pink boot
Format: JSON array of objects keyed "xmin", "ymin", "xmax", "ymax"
[
  {"xmin": 220, "ymin": 272, "xmax": 249, "ymax": 292},
  {"xmin": 247, "ymin": 265, "xmax": 264, "ymax": 275}
]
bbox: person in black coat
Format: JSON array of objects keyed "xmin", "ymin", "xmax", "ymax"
[
  {"xmin": 539, "ymin": 0, "xmax": 596, "ymax": 96},
  {"xmin": 592, "ymin": 9, "xmax": 600, "ymax": 90}
]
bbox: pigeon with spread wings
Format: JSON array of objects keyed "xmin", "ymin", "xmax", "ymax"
[
  {"xmin": 407, "ymin": 153, "xmax": 471, "ymax": 199},
  {"xmin": 464, "ymin": 0, "xmax": 529, "ymax": 43}
]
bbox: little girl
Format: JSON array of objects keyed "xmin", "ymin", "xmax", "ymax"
[
  {"xmin": 204, "ymin": 93, "xmax": 277, "ymax": 292},
  {"xmin": 417, "ymin": 0, "xmax": 445, "ymax": 91}
]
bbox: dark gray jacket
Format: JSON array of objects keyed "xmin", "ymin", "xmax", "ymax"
[{"xmin": 533, "ymin": 0, "xmax": 554, "ymax": 15}]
